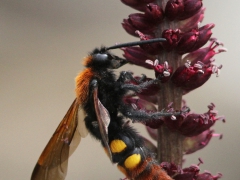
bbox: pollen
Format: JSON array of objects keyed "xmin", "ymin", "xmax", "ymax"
[
  {"xmin": 110, "ymin": 139, "xmax": 127, "ymax": 153},
  {"xmin": 124, "ymin": 154, "xmax": 141, "ymax": 169}
]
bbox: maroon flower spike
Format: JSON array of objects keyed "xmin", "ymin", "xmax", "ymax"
[
  {"xmin": 122, "ymin": 46, "xmax": 154, "ymax": 68},
  {"xmin": 120, "ymin": 0, "xmax": 225, "ymax": 178}
]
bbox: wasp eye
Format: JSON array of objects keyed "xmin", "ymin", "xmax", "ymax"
[{"xmin": 94, "ymin": 53, "xmax": 108, "ymax": 61}]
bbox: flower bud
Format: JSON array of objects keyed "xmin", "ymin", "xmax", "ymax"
[
  {"xmin": 136, "ymin": 31, "xmax": 163, "ymax": 55},
  {"xmin": 178, "ymin": 0, "xmax": 203, "ymax": 20},
  {"xmin": 145, "ymin": 3, "xmax": 164, "ymax": 23},
  {"xmin": 165, "ymin": 0, "xmax": 184, "ymax": 21},
  {"xmin": 162, "ymin": 29, "xmax": 181, "ymax": 51},
  {"xmin": 179, "ymin": 7, "xmax": 205, "ymax": 32},
  {"xmin": 122, "ymin": 47, "xmax": 154, "ymax": 68},
  {"xmin": 122, "ymin": 13, "xmax": 156, "ymax": 36},
  {"xmin": 176, "ymin": 24, "xmax": 214, "ymax": 54}
]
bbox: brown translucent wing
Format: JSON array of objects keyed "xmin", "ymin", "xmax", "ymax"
[
  {"xmin": 93, "ymin": 85, "xmax": 112, "ymax": 161},
  {"xmin": 31, "ymin": 99, "xmax": 87, "ymax": 180}
]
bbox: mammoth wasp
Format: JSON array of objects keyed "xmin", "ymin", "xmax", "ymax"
[{"xmin": 31, "ymin": 38, "xmax": 187, "ymax": 180}]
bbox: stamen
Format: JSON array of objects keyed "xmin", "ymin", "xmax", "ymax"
[
  {"xmin": 185, "ymin": 60, "xmax": 191, "ymax": 68},
  {"xmin": 194, "ymin": 63, "xmax": 203, "ymax": 69},
  {"xmin": 197, "ymin": 70, "xmax": 204, "ymax": 74},
  {"xmin": 154, "ymin": 59, "xmax": 159, "ymax": 66},
  {"xmin": 163, "ymin": 71, "xmax": 170, "ymax": 77},
  {"xmin": 198, "ymin": 158, "xmax": 204, "ymax": 166},
  {"xmin": 145, "ymin": 59, "xmax": 153, "ymax": 66},
  {"xmin": 164, "ymin": 61, "xmax": 169, "ymax": 69},
  {"xmin": 131, "ymin": 103, "xmax": 138, "ymax": 110}
]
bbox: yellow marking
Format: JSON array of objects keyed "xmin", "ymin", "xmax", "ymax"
[
  {"xmin": 110, "ymin": 140, "xmax": 127, "ymax": 153},
  {"xmin": 124, "ymin": 154, "xmax": 141, "ymax": 169}
]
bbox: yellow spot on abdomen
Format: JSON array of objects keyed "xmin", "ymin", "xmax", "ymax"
[
  {"xmin": 110, "ymin": 140, "xmax": 127, "ymax": 153},
  {"xmin": 124, "ymin": 154, "xmax": 141, "ymax": 169}
]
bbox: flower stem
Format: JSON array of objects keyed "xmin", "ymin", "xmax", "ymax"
[{"xmin": 156, "ymin": 0, "xmax": 184, "ymax": 167}]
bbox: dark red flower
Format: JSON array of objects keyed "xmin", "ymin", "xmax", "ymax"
[
  {"xmin": 171, "ymin": 59, "xmax": 222, "ymax": 93},
  {"xmin": 176, "ymin": 24, "xmax": 214, "ymax": 54},
  {"xmin": 165, "ymin": 0, "xmax": 184, "ymax": 21},
  {"xmin": 162, "ymin": 29, "xmax": 181, "ymax": 51},
  {"xmin": 122, "ymin": 13, "xmax": 156, "ymax": 36},
  {"xmin": 135, "ymin": 31, "xmax": 163, "ymax": 55},
  {"xmin": 145, "ymin": 3, "xmax": 164, "ymax": 23},
  {"xmin": 165, "ymin": 0, "xmax": 203, "ymax": 21},
  {"xmin": 122, "ymin": 46, "xmax": 154, "ymax": 68},
  {"xmin": 179, "ymin": 7, "xmax": 205, "ymax": 32},
  {"xmin": 183, "ymin": 38, "xmax": 227, "ymax": 65},
  {"xmin": 145, "ymin": 59, "xmax": 173, "ymax": 82},
  {"xmin": 179, "ymin": 103, "xmax": 224, "ymax": 136}
]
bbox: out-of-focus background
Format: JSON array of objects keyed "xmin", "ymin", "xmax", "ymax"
[{"xmin": 1, "ymin": 0, "xmax": 239, "ymax": 179}]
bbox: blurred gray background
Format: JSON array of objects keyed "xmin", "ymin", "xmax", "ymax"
[{"xmin": 1, "ymin": 0, "xmax": 239, "ymax": 179}]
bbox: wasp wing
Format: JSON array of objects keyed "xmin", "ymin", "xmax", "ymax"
[
  {"xmin": 31, "ymin": 99, "xmax": 87, "ymax": 180},
  {"xmin": 93, "ymin": 85, "xmax": 113, "ymax": 161}
]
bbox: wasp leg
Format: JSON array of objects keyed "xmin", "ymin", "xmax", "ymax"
[
  {"xmin": 120, "ymin": 79, "xmax": 157, "ymax": 93},
  {"xmin": 117, "ymin": 71, "xmax": 146, "ymax": 83},
  {"xmin": 119, "ymin": 102, "xmax": 190, "ymax": 123}
]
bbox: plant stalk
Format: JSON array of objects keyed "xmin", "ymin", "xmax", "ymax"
[{"xmin": 155, "ymin": 0, "xmax": 184, "ymax": 167}]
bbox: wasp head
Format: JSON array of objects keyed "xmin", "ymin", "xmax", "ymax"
[{"xmin": 84, "ymin": 47, "xmax": 127, "ymax": 70}]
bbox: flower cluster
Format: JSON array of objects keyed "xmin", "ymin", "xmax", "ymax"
[{"xmin": 120, "ymin": 0, "xmax": 226, "ymax": 179}]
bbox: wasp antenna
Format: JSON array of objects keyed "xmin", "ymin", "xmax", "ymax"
[{"xmin": 106, "ymin": 38, "xmax": 166, "ymax": 50}]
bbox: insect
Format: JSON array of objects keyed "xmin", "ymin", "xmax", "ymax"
[{"xmin": 31, "ymin": 38, "xmax": 188, "ymax": 180}]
